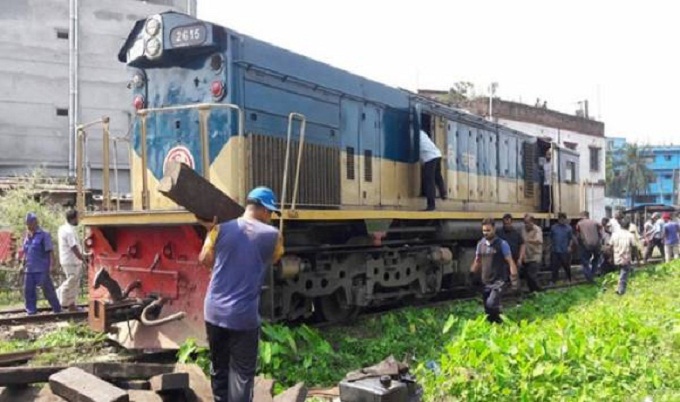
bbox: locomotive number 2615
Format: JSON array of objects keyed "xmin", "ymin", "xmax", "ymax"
[{"xmin": 170, "ymin": 24, "xmax": 206, "ymax": 48}]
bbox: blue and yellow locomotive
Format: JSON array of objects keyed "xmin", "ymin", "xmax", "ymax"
[{"xmin": 81, "ymin": 12, "xmax": 581, "ymax": 348}]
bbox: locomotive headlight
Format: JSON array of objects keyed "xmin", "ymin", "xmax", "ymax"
[
  {"xmin": 145, "ymin": 37, "xmax": 162, "ymax": 58},
  {"xmin": 145, "ymin": 17, "xmax": 161, "ymax": 36},
  {"xmin": 130, "ymin": 71, "xmax": 145, "ymax": 88}
]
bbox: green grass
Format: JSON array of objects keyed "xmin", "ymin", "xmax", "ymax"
[
  {"xmin": 0, "ymin": 323, "xmax": 108, "ymax": 366},
  {"xmin": 177, "ymin": 262, "xmax": 680, "ymax": 400}
]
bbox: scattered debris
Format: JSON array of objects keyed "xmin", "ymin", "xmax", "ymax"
[
  {"xmin": 339, "ymin": 356, "xmax": 422, "ymax": 402},
  {"xmin": 0, "ymin": 362, "xmax": 214, "ymax": 401},
  {"xmin": 273, "ymin": 382, "xmax": 307, "ymax": 402},
  {"xmin": 9, "ymin": 325, "xmax": 28, "ymax": 340}
]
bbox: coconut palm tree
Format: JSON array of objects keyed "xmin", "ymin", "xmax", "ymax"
[{"xmin": 614, "ymin": 143, "xmax": 655, "ymax": 206}]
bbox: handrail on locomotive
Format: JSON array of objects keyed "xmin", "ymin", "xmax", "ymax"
[{"xmin": 76, "ymin": 103, "xmax": 247, "ymax": 214}]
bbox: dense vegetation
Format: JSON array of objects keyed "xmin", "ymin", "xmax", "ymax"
[{"xmin": 180, "ymin": 262, "xmax": 679, "ymax": 400}]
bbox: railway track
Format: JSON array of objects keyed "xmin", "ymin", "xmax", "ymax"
[{"xmin": 0, "ymin": 306, "xmax": 88, "ymax": 327}]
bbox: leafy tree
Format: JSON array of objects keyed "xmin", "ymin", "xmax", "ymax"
[
  {"xmin": 605, "ymin": 152, "xmax": 624, "ymax": 197},
  {"xmin": 447, "ymin": 81, "xmax": 476, "ymax": 105},
  {"xmin": 612, "ymin": 143, "xmax": 655, "ymax": 206}
]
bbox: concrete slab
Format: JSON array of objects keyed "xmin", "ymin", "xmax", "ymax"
[
  {"xmin": 149, "ymin": 372, "xmax": 189, "ymax": 392},
  {"xmin": 273, "ymin": 383, "xmax": 307, "ymax": 402},
  {"xmin": 36, "ymin": 385, "xmax": 68, "ymax": 402},
  {"xmin": 128, "ymin": 390, "xmax": 164, "ymax": 402},
  {"xmin": 10, "ymin": 325, "xmax": 28, "ymax": 340},
  {"xmin": 49, "ymin": 367, "xmax": 129, "ymax": 402},
  {"xmin": 174, "ymin": 363, "xmax": 213, "ymax": 402},
  {"xmin": 254, "ymin": 376, "xmax": 275, "ymax": 402}
]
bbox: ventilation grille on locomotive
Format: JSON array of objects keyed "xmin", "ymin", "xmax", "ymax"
[
  {"xmin": 248, "ymin": 133, "xmax": 341, "ymax": 207},
  {"xmin": 523, "ymin": 141, "xmax": 536, "ymax": 198}
]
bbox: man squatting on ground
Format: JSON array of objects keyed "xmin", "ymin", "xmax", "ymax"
[
  {"xmin": 198, "ymin": 187, "xmax": 284, "ymax": 402},
  {"xmin": 470, "ymin": 218, "xmax": 519, "ymax": 323}
]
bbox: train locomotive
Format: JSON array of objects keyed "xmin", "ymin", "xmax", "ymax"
[{"xmin": 80, "ymin": 12, "xmax": 582, "ymax": 348}]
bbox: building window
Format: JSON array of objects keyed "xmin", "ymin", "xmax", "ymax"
[
  {"xmin": 564, "ymin": 141, "xmax": 577, "ymax": 150},
  {"xmin": 589, "ymin": 147, "xmax": 601, "ymax": 172},
  {"xmin": 566, "ymin": 161, "xmax": 576, "ymax": 183},
  {"xmin": 56, "ymin": 29, "xmax": 69, "ymax": 40},
  {"xmin": 664, "ymin": 155, "xmax": 672, "ymax": 161},
  {"xmin": 56, "ymin": 108, "xmax": 68, "ymax": 116},
  {"xmin": 635, "ymin": 195, "xmax": 656, "ymax": 204},
  {"xmin": 664, "ymin": 174, "xmax": 673, "ymax": 180}
]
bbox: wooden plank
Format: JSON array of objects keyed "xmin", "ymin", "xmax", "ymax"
[
  {"xmin": 90, "ymin": 363, "xmax": 176, "ymax": 380},
  {"xmin": 158, "ymin": 161, "xmax": 244, "ymax": 222},
  {"xmin": 0, "ymin": 366, "xmax": 70, "ymax": 386},
  {"xmin": 0, "ymin": 362, "xmax": 174, "ymax": 386}
]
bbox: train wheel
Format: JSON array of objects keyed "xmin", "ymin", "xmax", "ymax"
[{"xmin": 316, "ymin": 290, "xmax": 360, "ymax": 323}]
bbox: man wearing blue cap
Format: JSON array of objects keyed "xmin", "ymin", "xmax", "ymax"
[
  {"xmin": 198, "ymin": 186, "xmax": 283, "ymax": 402},
  {"xmin": 22, "ymin": 212, "xmax": 61, "ymax": 315}
]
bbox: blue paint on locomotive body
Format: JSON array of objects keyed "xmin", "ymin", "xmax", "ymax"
[{"xmin": 121, "ymin": 12, "xmax": 575, "ymax": 184}]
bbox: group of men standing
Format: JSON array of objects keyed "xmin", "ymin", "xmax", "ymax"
[
  {"xmin": 470, "ymin": 213, "xmax": 543, "ymax": 323},
  {"xmin": 642, "ymin": 212, "xmax": 680, "ymax": 263},
  {"xmin": 468, "ymin": 207, "xmax": 671, "ymax": 324}
]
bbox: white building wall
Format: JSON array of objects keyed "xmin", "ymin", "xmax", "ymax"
[
  {"xmin": 0, "ymin": 0, "xmax": 195, "ymax": 193},
  {"xmin": 498, "ymin": 118, "xmax": 608, "ymax": 221}
]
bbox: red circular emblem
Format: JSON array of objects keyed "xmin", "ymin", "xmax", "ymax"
[{"xmin": 163, "ymin": 146, "xmax": 195, "ymax": 174}]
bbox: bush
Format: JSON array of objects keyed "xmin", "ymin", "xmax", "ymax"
[
  {"xmin": 0, "ymin": 170, "xmax": 66, "ymax": 261},
  {"xmin": 419, "ymin": 262, "xmax": 680, "ymax": 401},
  {"xmin": 178, "ymin": 263, "xmax": 680, "ymax": 400}
]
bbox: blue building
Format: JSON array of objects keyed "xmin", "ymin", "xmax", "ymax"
[
  {"xmin": 644, "ymin": 146, "xmax": 680, "ymax": 206},
  {"xmin": 607, "ymin": 137, "xmax": 680, "ymax": 207}
]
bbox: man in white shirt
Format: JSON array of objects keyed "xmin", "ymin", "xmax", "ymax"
[
  {"xmin": 57, "ymin": 209, "xmax": 87, "ymax": 311},
  {"xmin": 607, "ymin": 217, "xmax": 636, "ymax": 295},
  {"xmin": 419, "ymin": 130, "xmax": 446, "ymax": 211}
]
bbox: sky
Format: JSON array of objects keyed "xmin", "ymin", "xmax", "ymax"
[{"xmin": 198, "ymin": 0, "xmax": 680, "ymax": 144}]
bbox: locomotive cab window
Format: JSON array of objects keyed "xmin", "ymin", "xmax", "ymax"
[{"xmin": 420, "ymin": 113, "xmax": 433, "ymax": 136}]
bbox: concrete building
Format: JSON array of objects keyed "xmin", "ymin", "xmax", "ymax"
[
  {"xmin": 609, "ymin": 139, "xmax": 680, "ymax": 207},
  {"xmin": 0, "ymin": 0, "xmax": 195, "ymax": 199}
]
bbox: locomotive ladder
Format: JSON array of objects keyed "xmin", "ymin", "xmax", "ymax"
[{"xmin": 75, "ymin": 103, "xmax": 247, "ymax": 213}]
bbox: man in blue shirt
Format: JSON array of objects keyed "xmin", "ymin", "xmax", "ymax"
[
  {"xmin": 662, "ymin": 212, "xmax": 679, "ymax": 262},
  {"xmin": 550, "ymin": 212, "xmax": 574, "ymax": 285},
  {"xmin": 198, "ymin": 187, "xmax": 283, "ymax": 402},
  {"xmin": 470, "ymin": 218, "xmax": 519, "ymax": 323},
  {"xmin": 22, "ymin": 212, "xmax": 61, "ymax": 315}
]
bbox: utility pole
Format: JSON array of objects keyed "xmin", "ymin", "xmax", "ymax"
[{"xmin": 488, "ymin": 82, "xmax": 498, "ymax": 122}]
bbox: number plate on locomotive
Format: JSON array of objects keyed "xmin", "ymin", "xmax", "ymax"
[{"xmin": 170, "ymin": 24, "xmax": 207, "ymax": 48}]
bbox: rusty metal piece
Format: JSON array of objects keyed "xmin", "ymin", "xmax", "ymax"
[
  {"xmin": 93, "ymin": 267, "xmax": 123, "ymax": 302},
  {"xmin": 122, "ymin": 280, "xmax": 142, "ymax": 299},
  {"xmin": 88, "ymin": 299, "xmax": 138, "ymax": 333}
]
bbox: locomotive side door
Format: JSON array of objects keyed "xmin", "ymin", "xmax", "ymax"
[
  {"xmin": 340, "ymin": 100, "xmax": 361, "ymax": 206},
  {"xmin": 359, "ymin": 104, "xmax": 382, "ymax": 206}
]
